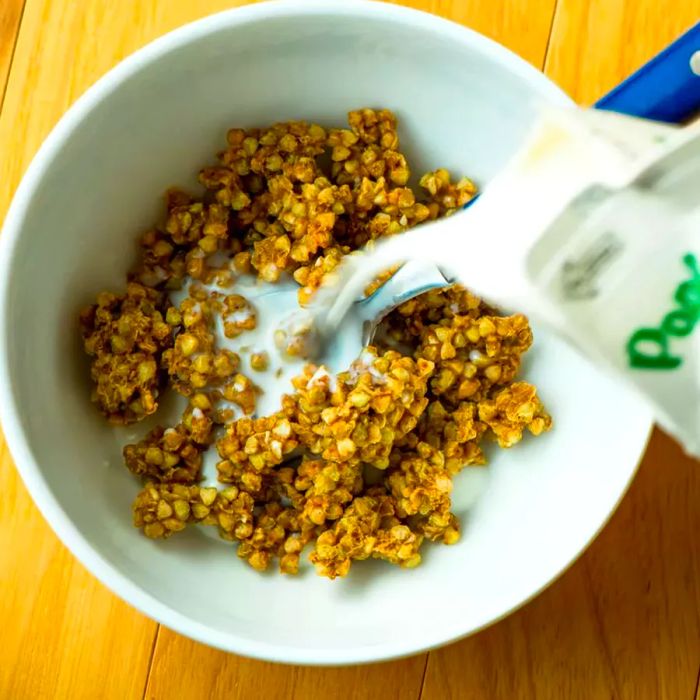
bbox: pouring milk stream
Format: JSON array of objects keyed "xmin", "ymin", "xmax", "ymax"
[{"xmin": 317, "ymin": 106, "xmax": 700, "ymax": 455}]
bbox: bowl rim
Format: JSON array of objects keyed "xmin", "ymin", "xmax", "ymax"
[{"xmin": 0, "ymin": 0, "xmax": 653, "ymax": 665}]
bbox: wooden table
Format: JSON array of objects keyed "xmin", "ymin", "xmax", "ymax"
[{"xmin": 0, "ymin": 1, "xmax": 698, "ymax": 698}]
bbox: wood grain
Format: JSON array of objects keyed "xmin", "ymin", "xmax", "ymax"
[
  {"xmin": 143, "ymin": 631, "xmax": 428, "ymax": 700},
  {"xmin": 378, "ymin": 0, "xmax": 558, "ymax": 68},
  {"xmin": 0, "ymin": 0, "xmax": 24, "ymax": 111},
  {"xmin": 583, "ymin": 431, "xmax": 700, "ymax": 699},
  {"xmin": 421, "ymin": 430, "xmax": 700, "ymax": 700},
  {"xmin": 0, "ymin": 4, "xmax": 164, "ymax": 696},
  {"xmin": 545, "ymin": 0, "xmax": 700, "ymax": 104},
  {"xmin": 0, "ymin": 429, "xmax": 158, "ymax": 700},
  {"xmin": 0, "ymin": 1, "xmax": 698, "ymax": 699}
]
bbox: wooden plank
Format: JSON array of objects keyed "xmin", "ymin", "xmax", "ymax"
[
  {"xmin": 545, "ymin": 0, "xmax": 700, "ymax": 104},
  {"xmin": 0, "ymin": 0, "xmax": 24, "ymax": 111},
  {"xmin": 420, "ymin": 558, "xmax": 620, "ymax": 700},
  {"xmin": 143, "ymin": 631, "xmax": 428, "ymax": 700},
  {"xmin": 0, "ymin": 4, "xmax": 163, "ymax": 698},
  {"xmin": 582, "ymin": 431, "xmax": 700, "ymax": 699},
  {"xmin": 378, "ymin": 0, "xmax": 558, "ymax": 68},
  {"xmin": 421, "ymin": 430, "xmax": 700, "ymax": 700},
  {"xmin": 0, "ymin": 436, "xmax": 158, "ymax": 699}
]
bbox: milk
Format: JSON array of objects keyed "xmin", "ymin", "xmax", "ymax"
[
  {"xmin": 171, "ymin": 276, "xmax": 307, "ymax": 419},
  {"xmin": 339, "ymin": 107, "xmax": 700, "ymax": 455}
]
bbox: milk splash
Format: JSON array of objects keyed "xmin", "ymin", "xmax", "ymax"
[{"xmin": 318, "ymin": 107, "xmax": 700, "ymax": 455}]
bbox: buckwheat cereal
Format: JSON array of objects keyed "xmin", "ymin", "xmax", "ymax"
[
  {"xmin": 79, "ymin": 282, "xmax": 173, "ymax": 423},
  {"xmin": 283, "ymin": 349, "xmax": 434, "ymax": 468},
  {"xmin": 80, "ymin": 108, "xmax": 551, "ymax": 579}
]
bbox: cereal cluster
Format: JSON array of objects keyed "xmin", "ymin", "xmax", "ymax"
[
  {"xmin": 80, "ymin": 283, "xmax": 173, "ymax": 423},
  {"xmin": 123, "ymin": 401, "xmax": 214, "ymax": 483},
  {"xmin": 284, "ymin": 350, "xmax": 434, "ymax": 467},
  {"xmin": 81, "ymin": 109, "xmax": 551, "ymax": 580}
]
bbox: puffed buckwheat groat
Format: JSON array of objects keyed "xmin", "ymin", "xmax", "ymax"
[
  {"xmin": 80, "ymin": 282, "xmax": 173, "ymax": 423},
  {"xmin": 85, "ymin": 107, "xmax": 552, "ymax": 580}
]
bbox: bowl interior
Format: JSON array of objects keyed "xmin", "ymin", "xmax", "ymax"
[{"xmin": 1, "ymin": 4, "xmax": 651, "ymax": 663}]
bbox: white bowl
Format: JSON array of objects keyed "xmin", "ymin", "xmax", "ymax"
[{"xmin": 0, "ymin": 0, "xmax": 652, "ymax": 664}]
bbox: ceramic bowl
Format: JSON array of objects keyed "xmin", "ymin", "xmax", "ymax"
[{"xmin": 0, "ymin": 0, "xmax": 651, "ymax": 664}]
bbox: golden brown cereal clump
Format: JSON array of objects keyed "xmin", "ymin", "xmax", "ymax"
[
  {"xmin": 295, "ymin": 457, "xmax": 364, "ymax": 527},
  {"xmin": 387, "ymin": 442, "xmax": 459, "ymax": 544},
  {"xmin": 329, "ymin": 109, "xmax": 409, "ymax": 187},
  {"xmin": 417, "ymin": 313, "xmax": 533, "ymax": 404},
  {"xmin": 124, "ymin": 423, "xmax": 205, "ymax": 484},
  {"xmin": 133, "ymin": 228, "xmax": 181, "ymax": 289},
  {"xmin": 419, "ymin": 168, "xmax": 477, "ymax": 217},
  {"xmin": 354, "ymin": 178, "xmax": 432, "ymax": 242},
  {"xmin": 266, "ymin": 175, "xmax": 353, "ymax": 263},
  {"xmin": 293, "ymin": 245, "xmax": 350, "ymax": 306},
  {"xmin": 310, "ymin": 487, "xmax": 422, "ymax": 578},
  {"xmin": 285, "ymin": 348, "xmax": 434, "ymax": 468},
  {"xmin": 400, "ymin": 400, "xmax": 486, "ymax": 472},
  {"xmin": 84, "ymin": 107, "xmax": 552, "ymax": 579},
  {"xmin": 478, "ymin": 382, "xmax": 552, "ymax": 448},
  {"xmin": 199, "ymin": 166, "xmax": 252, "ymax": 211},
  {"xmin": 221, "ymin": 294, "xmax": 257, "ymax": 339},
  {"xmin": 216, "ymin": 413, "xmax": 298, "ymax": 496},
  {"xmin": 134, "ymin": 484, "xmax": 309, "ymax": 574},
  {"xmin": 222, "ymin": 121, "xmax": 328, "ymax": 181},
  {"xmin": 164, "ymin": 197, "xmax": 229, "ymax": 251},
  {"xmin": 236, "ymin": 503, "xmax": 314, "ymax": 574},
  {"xmin": 219, "ymin": 372, "xmax": 260, "ymax": 415},
  {"xmin": 80, "ymin": 282, "xmax": 173, "ymax": 424},
  {"xmin": 131, "ymin": 190, "xmax": 232, "ymax": 289},
  {"xmin": 133, "ymin": 482, "xmax": 254, "ymax": 540},
  {"xmin": 123, "ymin": 397, "xmax": 215, "ymax": 484},
  {"xmin": 244, "ymin": 171, "xmax": 354, "ymax": 284},
  {"xmin": 162, "ymin": 297, "xmax": 239, "ymax": 396},
  {"xmin": 381, "ymin": 284, "xmax": 488, "ymax": 344}
]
